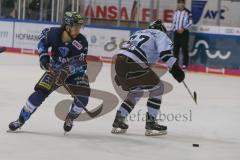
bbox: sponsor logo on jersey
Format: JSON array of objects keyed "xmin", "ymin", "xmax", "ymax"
[
  {"xmin": 59, "ymin": 47, "xmax": 69, "ymax": 57},
  {"xmin": 72, "ymin": 40, "xmax": 83, "ymax": 50}
]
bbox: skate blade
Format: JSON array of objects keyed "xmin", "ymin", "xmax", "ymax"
[
  {"xmin": 145, "ymin": 129, "xmax": 167, "ymax": 136},
  {"xmin": 6, "ymin": 129, "xmax": 20, "ymax": 133},
  {"xmin": 6, "ymin": 127, "xmax": 22, "ymax": 133},
  {"xmin": 6, "ymin": 130, "xmax": 15, "ymax": 133},
  {"xmin": 111, "ymin": 127, "xmax": 127, "ymax": 134}
]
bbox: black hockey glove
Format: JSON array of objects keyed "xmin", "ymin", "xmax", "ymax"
[
  {"xmin": 40, "ymin": 55, "xmax": 50, "ymax": 71},
  {"xmin": 169, "ymin": 63, "xmax": 185, "ymax": 83}
]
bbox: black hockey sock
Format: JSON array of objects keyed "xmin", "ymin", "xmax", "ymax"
[
  {"xmin": 118, "ymin": 100, "xmax": 135, "ymax": 118},
  {"xmin": 147, "ymin": 98, "xmax": 161, "ymax": 118}
]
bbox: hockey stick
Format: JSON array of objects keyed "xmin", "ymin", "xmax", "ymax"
[
  {"xmin": 49, "ymin": 55, "xmax": 103, "ymax": 118},
  {"xmin": 183, "ymin": 81, "xmax": 197, "ymax": 104},
  {"xmin": 61, "ymin": 82, "xmax": 103, "ymax": 118},
  {"xmin": 0, "ymin": 47, "xmax": 6, "ymax": 53}
]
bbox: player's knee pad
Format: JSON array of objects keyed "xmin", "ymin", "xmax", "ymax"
[
  {"xmin": 74, "ymin": 96, "xmax": 89, "ymax": 107},
  {"xmin": 149, "ymin": 81, "xmax": 164, "ymax": 98},
  {"xmin": 28, "ymin": 89, "xmax": 49, "ymax": 107},
  {"xmin": 126, "ymin": 90, "xmax": 144, "ymax": 105}
]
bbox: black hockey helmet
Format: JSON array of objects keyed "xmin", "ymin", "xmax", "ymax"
[
  {"xmin": 149, "ymin": 20, "xmax": 167, "ymax": 33},
  {"xmin": 63, "ymin": 11, "xmax": 84, "ymax": 26}
]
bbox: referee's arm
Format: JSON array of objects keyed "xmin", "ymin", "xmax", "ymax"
[
  {"xmin": 170, "ymin": 12, "xmax": 177, "ymax": 31},
  {"xmin": 183, "ymin": 11, "xmax": 192, "ymax": 30}
]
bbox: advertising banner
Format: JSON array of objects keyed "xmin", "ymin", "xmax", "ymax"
[
  {"xmin": 83, "ymin": 0, "xmax": 186, "ymax": 23},
  {"xmin": 189, "ymin": 33, "xmax": 240, "ymax": 70},
  {"xmin": 13, "ymin": 22, "xmax": 58, "ymax": 49},
  {"xmin": 0, "ymin": 21, "xmax": 14, "ymax": 47},
  {"xmin": 82, "ymin": 27, "xmax": 130, "ymax": 58},
  {"xmin": 0, "ymin": 19, "xmax": 239, "ymax": 75},
  {"xmin": 192, "ymin": 0, "xmax": 240, "ymax": 27},
  {"xmin": 12, "ymin": 21, "xmax": 130, "ymax": 58}
]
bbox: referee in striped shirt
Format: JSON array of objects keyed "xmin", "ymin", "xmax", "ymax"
[{"xmin": 171, "ymin": 0, "xmax": 192, "ymax": 69}]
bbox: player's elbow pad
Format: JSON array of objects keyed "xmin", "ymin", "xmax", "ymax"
[
  {"xmin": 159, "ymin": 50, "xmax": 177, "ymax": 68},
  {"xmin": 39, "ymin": 54, "xmax": 50, "ymax": 71}
]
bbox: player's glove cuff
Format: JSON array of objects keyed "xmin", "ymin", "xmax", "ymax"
[
  {"xmin": 169, "ymin": 63, "xmax": 185, "ymax": 83},
  {"xmin": 39, "ymin": 54, "xmax": 50, "ymax": 71}
]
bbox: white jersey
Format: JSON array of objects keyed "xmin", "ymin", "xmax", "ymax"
[{"xmin": 118, "ymin": 29, "xmax": 173, "ymax": 67}]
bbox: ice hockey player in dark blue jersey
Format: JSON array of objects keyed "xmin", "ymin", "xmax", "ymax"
[{"xmin": 8, "ymin": 11, "xmax": 89, "ymax": 133}]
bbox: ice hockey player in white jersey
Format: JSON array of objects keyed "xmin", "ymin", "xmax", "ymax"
[{"xmin": 112, "ymin": 20, "xmax": 185, "ymax": 136}]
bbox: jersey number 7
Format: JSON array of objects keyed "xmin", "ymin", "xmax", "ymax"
[{"xmin": 127, "ymin": 35, "xmax": 150, "ymax": 51}]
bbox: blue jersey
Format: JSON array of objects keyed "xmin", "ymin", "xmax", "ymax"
[{"xmin": 37, "ymin": 27, "xmax": 88, "ymax": 74}]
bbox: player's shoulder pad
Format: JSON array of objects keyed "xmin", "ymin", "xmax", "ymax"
[
  {"xmin": 39, "ymin": 27, "xmax": 51, "ymax": 40},
  {"xmin": 133, "ymin": 30, "xmax": 142, "ymax": 35},
  {"xmin": 148, "ymin": 29, "xmax": 166, "ymax": 37},
  {"xmin": 41, "ymin": 27, "xmax": 50, "ymax": 33},
  {"xmin": 40, "ymin": 27, "xmax": 61, "ymax": 38},
  {"xmin": 76, "ymin": 33, "xmax": 88, "ymax": 46},
  {"xmin": 139, "ymin": 29, "xmax": 158, "ymax": 35},
  {"xmin": 43, "ymin": 27, "xmax": 63, "ymax": 41},
  {"xmin": 48, "ymin": 27, "xmax": 63, "ymax": 35}
]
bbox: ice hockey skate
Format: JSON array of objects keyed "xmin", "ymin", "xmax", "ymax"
[
  {"xmin": 145, "ymin": 112, "xmax": 167, "ymax": 136},
  {"xmin": 111, "ymin": 111, "xmax": 128, "ymax": 134}
]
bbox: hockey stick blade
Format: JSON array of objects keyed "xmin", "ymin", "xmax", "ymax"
[
  {"xmin": 62, "ymin": 83, "xmax": 103, "ymax": 118},
  {"xmin": 85, "ymin": 103, "xmax": 103, "ymax": 118},
  {"xmin": 193, "ymin": 91, "xmax": 197, "ymax": 104},
  {"xmin": 183, "ymin": 81, "xmax": 197, "ymax": 105}
]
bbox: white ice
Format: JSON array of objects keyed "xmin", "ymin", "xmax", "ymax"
[{"xmin": 0, "ymin": 53, "xmax": 240, "ymax": 160}]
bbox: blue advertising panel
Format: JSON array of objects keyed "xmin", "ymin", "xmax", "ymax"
[{"xmin": 189, "ymin": 33, "xmax": 240, "ymax": 70}]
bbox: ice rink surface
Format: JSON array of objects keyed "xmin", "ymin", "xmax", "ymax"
[{"xmin": 0, "ymin": 53, "xmax": 240, "ymax": 160}]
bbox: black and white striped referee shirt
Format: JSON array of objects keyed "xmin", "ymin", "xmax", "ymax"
[{"xmin": 171, "ymin": 8, "xmax": 192, "ymax": 31}]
